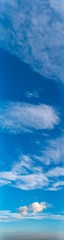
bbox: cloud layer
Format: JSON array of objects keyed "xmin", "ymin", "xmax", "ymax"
[
  {"xmin": 0, "ymin": 0, "xmax": 64, "ymax": 82},
  {"xmin": 0, "ymin": 201, "xmax": 64, "ymax": 222}
]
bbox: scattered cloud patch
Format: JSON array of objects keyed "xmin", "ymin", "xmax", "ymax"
[
  {"xmin": 48, "ymin": 181, "xmax": 64, "ymax": 191},
  {"xmin": 18, "ymin": 206, "xmax": 28, "ymax": 216},
  {"xmin": 18, "ymin": 202, "xmax": 47, "ymax": 216},
  {"xmin": 34, "ymin": 136, "xmax": 64, "ymax": 165},
  {"xmin": 0, "ymin": 155, "xmax": 48, "ymax": 190},
  {"xmin": 0, "ymin": 154, "xmax": 64, "ymax": 191},
  {"xmin": 0, "ymin": 179, "xmax": 11, "ymax": 187},
  {"xmin": 26, "ymin": 91, "xmax": 39, "ymax": 99},
  {"xmin": 0, "ymin": 101, "xmax": 59, "ymax": 133},
  {"xmin": 47, "ymin": 167, "xmax": 64, "ymax": 178}
]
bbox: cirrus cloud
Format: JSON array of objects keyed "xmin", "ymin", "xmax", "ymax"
[
  {"xmin": 0, "ymin": 154, "xmax": 64, "ymax": 191},
  {"xmin": 0, "ymin": 0, "xmax": 64, "ymax": 82}
]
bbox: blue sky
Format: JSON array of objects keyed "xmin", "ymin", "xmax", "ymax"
[{"xmin": 0, "ymin": 0, "xmax": 64, "ymax": 236}]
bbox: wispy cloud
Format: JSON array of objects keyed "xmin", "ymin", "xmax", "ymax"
[
  {"xmin": 0, "ymin": 0, "xmax": 64, "ymax": 82},
  {"xmin": 0, "ymin": 154, "xmax": 48, "ymax": 190},
  {"xmin": 26, "ymin": 91, "xmax": 39, "ymax": 99},
  {"xmin": 34, "ymin": 136, "xmax": 64, "ymax": 165},
  {"xmin": 0, "ymin": 179, "xmax": 11, "ymax": 187},
  {"xmin": 49, "ymin": 0, "xmax": 64, "ymax": 15},
  {"xmin": 0, "ymin": 154, "xmax": 64, "ymax": 190},
  {"xmin": 47, "ymin": 167, "xmax": 64, "ymax": 178},
  {"xmin": 0, "ymin": 101, "xmax": 59, "ymax": 133},
  {"xmin": 48, "ymin": 181, "xmax": 64, "ymax": 191}
]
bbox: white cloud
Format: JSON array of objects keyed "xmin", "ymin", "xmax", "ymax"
[
  {"xmin": 0, "ymin": 210, "xmax": 21, "ymax": 222},
  {"xmin": 0, "ymin": 102, "xmax": 59, "ymax": 133},
  {"xmin": 0, "ymin": 154, "xmax": 48, "ymax": 190},
  {"xmin": 48, "ymin": 181, "xmax": 64, "ymax": 191},
  {"xmin": 47, "ymin": 167, "xmax": 64, "ymax": 178},
  {"xmin": 26, "ymin": 91, "xmax": 39, "ymax": 99},
  {"xmin": 0, "ymin": 0, "xmax": 64, "ymax": 82},
  {"xmin": 0, "ymin": 179, "xmax": 11, "ymax": 186},
  {"xmin": 29, "ymin": 202, "xmax": 47, "ymax": 213},
  {"xmin": 0, "ymin": 207, "xmax": 64, "ymax": 222},
  {"xmin": 18, "ymin": 206, "xmax": 28, "ymax": 216},
  {"xmin": 0, "ymin": 171, "xmax": 17, "ymax": 180},
  {"xmin": 0, "ymin": 201, "xmax": 48, "ymax": 222},
  {"xmin": 14, "ymin": 172, "xmax": 48, "ymax": 190},
  {"xmin": 18, "ymin": 201, "xmax": 47, "ymax": 216},
  {"xmin": 12, "ymin": 155, "xmax": 32, "ymax": 174},
  {"xmin": 34, "ymin": 136, "xmax": 64, "ymax": 165},
  {"xmin": 0, "ymin": 152, "xmax": 64, "ymax": 191}
]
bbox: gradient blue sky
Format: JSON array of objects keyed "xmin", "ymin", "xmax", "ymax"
[{"xmin": 0, "ymin": 0, "xmax": 64, "ymax": 236}]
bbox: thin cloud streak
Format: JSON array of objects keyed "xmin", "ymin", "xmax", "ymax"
[{"xmin": 0, "ymin": 209, "xmax": 64, "ymax": 222}]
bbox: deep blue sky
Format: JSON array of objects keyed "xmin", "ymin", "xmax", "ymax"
[
  {"xmin": 0, "ymin": 0, "xmax": 64, "ymax": 236},
  {"xmin": 0, "ymin": 48, "xmax": 64, "ymax": 234}
]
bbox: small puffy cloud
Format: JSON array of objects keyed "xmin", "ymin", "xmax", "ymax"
[
  {"xmin": 18, "ymin": 202, "xmax": 47, "ymax": 216},
  {"xmin": 18, "ymin": 206, "xmax": 28, "ymax": 216},
  {"xmin": 30, "ymin": 202, "xmax": 47, "ymax": 213}
]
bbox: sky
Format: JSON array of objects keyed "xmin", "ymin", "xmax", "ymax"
[{"xmin": 0, "ymin": 0, "xmax": 64, "ymax": 237}]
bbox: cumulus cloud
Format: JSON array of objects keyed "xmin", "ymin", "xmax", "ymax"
[
  {"xmin": 0, "ymin": 201, "xmax": 48, "ymax": 222},
  {"xmin": 18, "ymin": 206, "xmax": 28, "ymax": 216},
  {"xmin": 0, "ymin": 0, "xmax": 64, "ymax": 82},
  {"xmin": 29, "ymin": 202, "xmax": 47, "ymax": 213},
  {"xmin": 0, "ymin": 101, "xmax": 59, "ymax": 133},
  {"xmin": 18, "ymin": 202, "xmax": 47, "ymax": 216}
]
